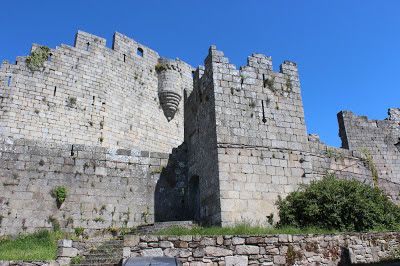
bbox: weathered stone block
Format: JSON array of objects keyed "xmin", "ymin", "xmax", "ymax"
[
  {"xmin": 205, "ymin": 246, "xmax": 233, "ymax": 257},
  {"xmin": 123, "ymin": 247, "xmax": 131, "ymax": 257},
  {"xmin": 245, "ymin": 236, "xmax": 264, "ymax": 244},
  {"xmin": 180, "ymin": 249, "xmax": 192, "ymax": 258},
  {"xmin": 174, "ymin": 240, "xmax": 188, "ymax": 248},
  {"xmin": 56, "ymin": 247, "xmax": 78, "ymax": 257},
  {"xmin": 278, "ymin": 234, "xmax": 289, "ymax": 243},
  {"xmin": 124, "ymin": 235, "xmax": 140, "ymax": 247},
  {"xmin": 159, "ymin": 241, "xmax": 174, "ymax": 248},
  {"xmin": 235, "ymin": 245, "xmax": 259, "ymax": 255},
  {"xmin": 142, "ymin": 248, "xmax": 163, "ymax": 257},
  {"xmin": 200, "ymin": 237, "xmax": 216, "ymax": 246},
  {"xmin": 232, "ymin": 237, "xmax": 245, "ymax": 245},
  {"xmin": 193, "ymin": 247, "xmax": 206, "ymax": 258},
  {"xmin": 164, "ymin": 248, "xmax": 180, "ymax": 257},
  {"xmin": 225, "ymin": 255, "xmax": 248, "ymax": 266},
  {"xmin": 273, "ymin": 255, "xmax": 286, "ymax": 265},
  {"xmin": 57, "ymin": 239, "xmax": 72, "ymax": 248}
]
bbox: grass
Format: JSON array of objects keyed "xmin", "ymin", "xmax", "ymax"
[
  {"xmin": 153, "ymin": 224, "xmax": 342, "ymax": 236},
  {"xmin": 0, "ymin": 230, "xmax": 73, "ymax": 261}
]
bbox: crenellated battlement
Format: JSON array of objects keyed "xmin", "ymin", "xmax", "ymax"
[
  {"xmin": 190, "ymin": 45, "xmax": 307, "ymax": 153},
  {"xmin": 0, "ymin": 31, "xmax": 193, "ymax": 153}
]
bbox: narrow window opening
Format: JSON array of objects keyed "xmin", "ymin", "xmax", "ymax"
[
  {"xmin": 86, "ymin": 42, "xmax": 90, "ymax": 51},
  {"xmin": 92, "ymin": 96, "xmax": 95, "ymax": 105},
  {"xmin": 263, "ymin": 74, "xmax": 266, "ymax": 88},
  {"xmin": 261, "ymin": 100, "xmax": 267, "ymax": 123},
  {"xmin": 8, "ymin": 77, "xmax": 11, "ymax": 86},
  {"xmin": 71, "ymin": 145, "xmax": 75, "ymax": 156},
  {"xmin": 137, "ymin": 48, "xmax": 143, "ymax": 57},
  {"xmin": 49, "ymin": 53, "xmax": 52, "ymax": 61},
  {"xmin": 53, "ymin": 86, "xmax": 57, "ymax": 96},
  {"xmin": 123, "ymin": 54, "xmax": 126, "ymax": 62}
]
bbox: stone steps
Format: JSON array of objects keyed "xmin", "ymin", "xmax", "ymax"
[{"xmin": 72, "ymin": 240, "xmax": 123, "ymax": 266}]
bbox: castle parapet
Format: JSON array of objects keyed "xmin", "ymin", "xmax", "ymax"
[{"xmin": 74, "ymin": 30, "xmax": 106, "ymax": 51}]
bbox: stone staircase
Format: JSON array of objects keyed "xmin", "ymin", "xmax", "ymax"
[
  {"xmin": 70, "ymin": 221, "xmax": 196, "ymax": 265},
  {"xmin": 71, "ymin": 240, "xmax": 123, "ymax": 266}
]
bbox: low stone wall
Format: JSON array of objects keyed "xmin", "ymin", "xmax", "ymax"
[
  {"xmin": 121, "ymin": 231, "xmax": 399, "ymax": 265},
  {"xmin": 2, "ymin": 232, "xmax": 399, "ymax": 265}
]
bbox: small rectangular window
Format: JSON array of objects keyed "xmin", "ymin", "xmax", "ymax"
[{"xmin": 137, "ymin": 48, "xmax": 143, "ymax": 57}]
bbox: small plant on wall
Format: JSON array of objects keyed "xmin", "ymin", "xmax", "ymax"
[
  {"xmin": 52, "ymin": 186, "xmax": 68, "ymax": 208},
  {"xmin": 155, "ymin": 63, "xmax": 167, "ymax": 72},
  {"xmin": 75, "ymin": 226, "xmax": 84, "ymax": 237},
  {"xmin": 141, "ymin": 206, "xmax": 152, "ymax": 225},
  {"xmin": 66, "ymin": 97, "xmax": 77, "ymax": 108},
  {"xmin": 25, "ymin": 45, "xmax": 51, "ymax": 72},
  {"xmin": 285, "ymin": 74, "xmax": 293, "ymax": 93},
  {"xmin": 264, "ymin": 76, "xmax": 276, "ymax": 92}
]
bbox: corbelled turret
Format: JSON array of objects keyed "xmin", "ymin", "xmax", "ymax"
[{"xmin": 156, "ymin": 58, "xmax": 184, "ymax": 121}]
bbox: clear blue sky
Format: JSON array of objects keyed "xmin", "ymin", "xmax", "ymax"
[{"xmin": 1, "ymin": 0, "xmax": 399, "ymax": 148}]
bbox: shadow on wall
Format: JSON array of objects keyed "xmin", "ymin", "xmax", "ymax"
[
  {"xmin": 338, "ymin": 246, "xmax": 399, "ymax": 265},
  {"xmin": 154, "ymin": 143, "xmax": 195, "ymax": 222},
  {"xmin": 338, "ymin": 247, "xmax": 352, "ymax": 266}
]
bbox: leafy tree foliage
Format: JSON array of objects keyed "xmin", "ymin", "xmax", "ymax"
[{"xmin": 277, "ymin": 173, "xmax": 400, "ymax": 231}]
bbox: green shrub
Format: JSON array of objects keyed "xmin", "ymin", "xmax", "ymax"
[
  {"xmin": 74, "ymin": 227, "xmax": 84, "ymax": 236},
  {"xmin": 51, "ymin": 186, "xmax": 67, "ymax": 207},
  {"xmin": 155, "ymin": 63, "xmax": 166, "ymax": 72},
  {"xmin": 47, "ymin": 216, "xmax": 60, "ymax": 231},
  {"xmin": 277, "ymin": 173, "xmax": 400, "ymax": 231},
  {"xmin": 25, "ymin": 46, "xmax": 51, "ymax": 72}
]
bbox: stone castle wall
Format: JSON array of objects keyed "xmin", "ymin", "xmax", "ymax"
[
  {"xmin": 184, "ymin": 49, "xmax": 221, "ymax": 225},
  {"xmin": 185, "ymin": 46, "xmax": 375, "ymax": 226},
  {"xmin": 0, "ymin": 31, "xmax": 399, "ymax": 235},
  {"xmin": 0, "ymin": 138, "xmax": 190, "ymax": 237},
  {"xmin": 338, "ymin": 109, "xmax": 400, "ymax": 204},
  {"xmin": 0, "ymin": 31, "xmax": 193, "ymax": 153}
]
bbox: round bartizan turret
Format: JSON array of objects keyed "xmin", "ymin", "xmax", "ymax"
[{"xmin": 157, "ymin": 58, "xmax": 182, "ymax": 122}]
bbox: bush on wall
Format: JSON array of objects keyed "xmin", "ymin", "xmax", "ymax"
[
  {"xmin": 277, "ymin": 173, "xmax": 400, "ymax": 231},
  {"xmin": 51, "ymin": 186, "xmax": 68, "ymax": 208}
]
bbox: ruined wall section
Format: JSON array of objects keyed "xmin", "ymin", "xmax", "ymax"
[
  {"xmin": 0, "ymin": 138, "xmax": 187, "ymax": 237},
  {"xmin": 0, "ymin": 31, "xmax": 193, "ymax": 153},
  {"xmin": 184, "ymin": 48, "xmax": 221, "ymax": 225},
  {"xmin": 308, "ymin": 138, "xmax": 372, "ymax": 182},
  {"xmin": 338, "ymin": 109, "xmax": 400, "ymax": 204}
]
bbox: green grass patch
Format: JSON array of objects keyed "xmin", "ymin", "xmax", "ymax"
[
  {"xmin": 153, "ymin": 224, "xmax": 341, "ymax": 236},
  {"xmin": 0, "ymin": 230, "xmax": 72, "ymax": 261}
]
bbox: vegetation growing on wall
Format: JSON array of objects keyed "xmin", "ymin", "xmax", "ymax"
[
  {"xmin": 264, "ymin": 76, "xmax": 276, "ymax": 92},
  {"xmin": 360, "ymin": 147, "xmax": 379, "ymax": 187},
  {"xmin": 155, "ymin": 63, "xmax": 167, "ymax": 72},
  {"xmin": 285, "ymin": 74, "xmax": 293, "ymax": 93},
  {"xmin": 277, "ymin": 173, "xmax": 400, "ymax": 231},
  {"xmin": 51, "ymin": 186, "xmax": 68, "ymax": 208},
  {"xmin": 25, "ymin": 46, "xmax": 51, "ymax": 72}
]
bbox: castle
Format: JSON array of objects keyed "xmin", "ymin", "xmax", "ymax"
[{"xmin": 0, "ymin": 31, "xmax": 399, "ymax": 237}]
